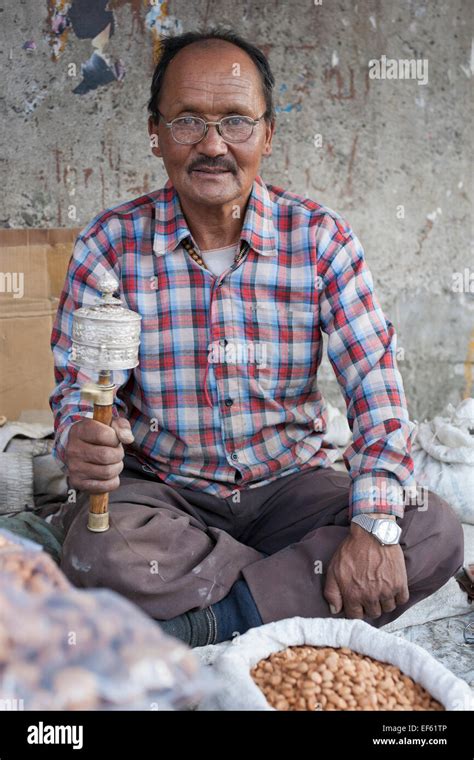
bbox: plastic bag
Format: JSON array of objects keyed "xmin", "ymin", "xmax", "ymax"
[
  {"xmin": 0, "ymin": 530, "xmax": 215, "ymax": 710},
  {"xmin": 0, "ymin": 527, "xmax": 68, "ymax": 592}
]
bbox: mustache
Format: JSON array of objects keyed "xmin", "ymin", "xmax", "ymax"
[{"xmin": 188, "ymin": 158, "xmax": 236, "ymax": 174}]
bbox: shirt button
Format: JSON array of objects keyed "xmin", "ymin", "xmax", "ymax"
[
  {"xmin": 231, "ymin": 452, "xmax": 239, "ymax": 461},
  {"xmin": 225, "ymin": 398, "xmax": 233, "ymax": 407}
]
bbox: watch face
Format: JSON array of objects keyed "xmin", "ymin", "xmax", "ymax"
[{"xmin": 376, "ymin": 520, "xmax": 400, "ymax": 544}]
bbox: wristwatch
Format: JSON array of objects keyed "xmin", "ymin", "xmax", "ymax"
[{"xmin": 351, "ymin": 515, "xmax": 402, "ymax": 545}]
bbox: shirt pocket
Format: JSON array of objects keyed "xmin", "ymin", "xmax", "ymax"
[{"xmin": 245, "ymin": 304, "xmax": 318, "ymax": 398}]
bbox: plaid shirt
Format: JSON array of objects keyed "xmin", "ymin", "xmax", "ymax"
[{"xmin": 50, "ymin": 175, "xmax": 417, "ymax": 517}]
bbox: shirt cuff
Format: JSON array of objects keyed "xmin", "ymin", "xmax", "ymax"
[{"xmin": 349, "ymin": 471, "xmax": 417, "ymax": 519}]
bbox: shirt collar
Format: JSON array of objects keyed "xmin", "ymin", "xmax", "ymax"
[{"xmin": 153, "ymin": 174, "xmax": 277, "ymax": 257}]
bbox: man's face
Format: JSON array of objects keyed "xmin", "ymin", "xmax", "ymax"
[{"xmin": 148, "ymin": 40, "xmax": 275, "ymax": 208}]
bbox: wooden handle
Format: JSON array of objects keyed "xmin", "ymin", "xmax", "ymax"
[
  {"xmin": 89, "ymin": 401, "xmax": 114, "ymax": 515},
  {"xmin": 87, "ymin": 371, "xmax": 114, "ymax": 532}
]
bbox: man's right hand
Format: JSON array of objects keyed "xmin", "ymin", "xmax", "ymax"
[{"xmin": 65, "ymin": 418, "xmax": 134, "ymax": 494}]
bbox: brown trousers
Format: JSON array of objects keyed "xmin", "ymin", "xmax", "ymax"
[{"xmin": 59, "ymin": 457, "xmax": 464, "ymax": 628}]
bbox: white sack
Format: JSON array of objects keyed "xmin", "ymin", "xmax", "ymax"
[
  {"xmin": 412, "ymin": 398, "xmax": 474, "ymax": 524},
  {"xmin": 196, "ymin": 617, "xmax": 473, "ymax": 711}
]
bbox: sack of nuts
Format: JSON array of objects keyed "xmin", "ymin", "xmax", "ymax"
[
  {"xmin": 0, "ymin": 528, "xmax": 70, "ymax": 594},
  {"xmin": 195, "ymin": 617, "xmax": 473, "ymax": 711},
  {"xmin": 0, "ymin": 530, "xmax": 215, "ymax": 710}
]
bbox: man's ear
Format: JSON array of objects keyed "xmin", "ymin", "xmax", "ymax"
[
  {"xmin": 148, "ymin": 116, "xmax": 162, "ymax": 158},
  {"xmin": 262, "ymin": 118, "xmax": 275, "ymax": 158}
]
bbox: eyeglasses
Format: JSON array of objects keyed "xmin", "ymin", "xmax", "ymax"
[{"xmin": 157, "ymin": 111, "xmax": 266, "ymax": 145}]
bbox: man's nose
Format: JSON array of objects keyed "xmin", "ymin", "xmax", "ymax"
[{"xmin": 196, "ymin": 124, "xmax": 228, "ymax": 155}]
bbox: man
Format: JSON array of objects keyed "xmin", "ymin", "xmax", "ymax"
[{"xmin": 50, "ymin": 29, "xmax": 463, "ymax": 647}]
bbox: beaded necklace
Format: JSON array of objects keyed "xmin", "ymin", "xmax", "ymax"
[{"xmin": 181, "ymin": 236, "xmax": 249, "ymax": 272}]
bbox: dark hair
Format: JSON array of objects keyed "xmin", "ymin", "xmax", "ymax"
[{"xmin": 148, "ymin": 28, "xmax": 275, "ymax": 124}]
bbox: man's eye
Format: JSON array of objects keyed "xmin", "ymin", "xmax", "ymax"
[
  {"xmin": 225, "ymin": 116, "xmax": 247, "ymax": 126},
  {"xmin": 179, "ymin": 117, "xmax": 200, "ymax": 126}
]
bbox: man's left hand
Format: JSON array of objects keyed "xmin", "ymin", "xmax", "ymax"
[{"xmin": 323, "ymin": 515, "xmax": 409, "ymax": 619}]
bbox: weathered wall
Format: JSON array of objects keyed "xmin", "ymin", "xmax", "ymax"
[{"xmin": 1, "ymin": 0, "xmax": 472, "ymax": 420}]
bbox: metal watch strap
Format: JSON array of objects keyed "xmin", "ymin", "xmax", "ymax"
[{"xmin": 351, "ymin": 514, "xmax": 377, "ymax": 533}]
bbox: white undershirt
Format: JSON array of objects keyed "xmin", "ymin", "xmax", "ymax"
[{"xmin": 198, "ymin": 243, "xmax": 240, "ymax": 277}]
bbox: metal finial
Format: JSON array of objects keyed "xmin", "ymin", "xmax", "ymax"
[{"xmin": 98, "ymin": 274, "xmax": 119, "ymax": 295}]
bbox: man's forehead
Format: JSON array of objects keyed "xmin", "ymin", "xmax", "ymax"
[
  {"xmin": 167, "ymin": 74, "xmax": 256, "ymax": 93},
  {"xmin": 168, "ymin": 76, "xmax": 259, "ymax": 100},
  {"xmin": 164, "ymin": 75, "xmax": 262, "ymax": 111}
]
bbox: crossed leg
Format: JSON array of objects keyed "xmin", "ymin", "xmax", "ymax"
[{"xmin": 60, "ymin": 466, "xmax": 464, "ymax": 628}]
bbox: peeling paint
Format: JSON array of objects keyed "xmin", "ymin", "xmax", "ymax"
[
  {"xmin": 47, "ymin": 0, "xmax": 72, "ymax": 60},
  {"xmin": 275, "ymin": 103, "xmax": 302, "ymax": 113},
  {"xmin": 91, "ymin": 22, "xmax": 113, "ymax": 53},
  {"xmin": 145, "ymin": 0, "xmax": 183, "ymax": 63},
  {"xmin": 275, "ymin": 83, "xmax": 302, "ymax": 113},
  {"xmin": 73, "ymin": 51, "xmax": 120, "ymax": 95},
  {"xmin": 68, "ymin": 0, "xmax": 114, "ymax": 39},
  {"xmin": 47, "ymin": 0, "xmax": 125, "ymax": 94}
]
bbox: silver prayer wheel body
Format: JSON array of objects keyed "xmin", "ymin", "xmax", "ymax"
[{"xmin": 70, "ymin": 274, "xmax": 141, "ymax": 371}]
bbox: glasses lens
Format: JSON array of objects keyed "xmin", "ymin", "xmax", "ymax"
[
  {"xmin": 220, "ymin": 116, "xmax": 254, "ymax": 142},
  {"xmin": 171, "ymin": 117, "xmax": 205, "ymax": 144}
]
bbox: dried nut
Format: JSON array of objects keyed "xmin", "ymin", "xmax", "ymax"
[{"xmin": 251, "ymin": 644, "xmax": 444, "ymax": 712}]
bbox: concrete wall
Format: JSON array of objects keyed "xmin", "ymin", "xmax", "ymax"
[{"xmin": 1, "ymin": 0, "xmax": 472, "ymax": 420}]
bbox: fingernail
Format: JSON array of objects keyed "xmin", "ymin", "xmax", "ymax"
[
  {"xmin": 329, "ymin": 605, "xmax": 338, "ymax": 615},
  {"xmin": 121, "ymin": 432, "xmax": 134, "ymax": 443}
]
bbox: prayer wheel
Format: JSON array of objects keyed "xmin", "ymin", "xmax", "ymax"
[{"xmin": 70, "ymin": 274, "xmax": 141, "ymax": 532}]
